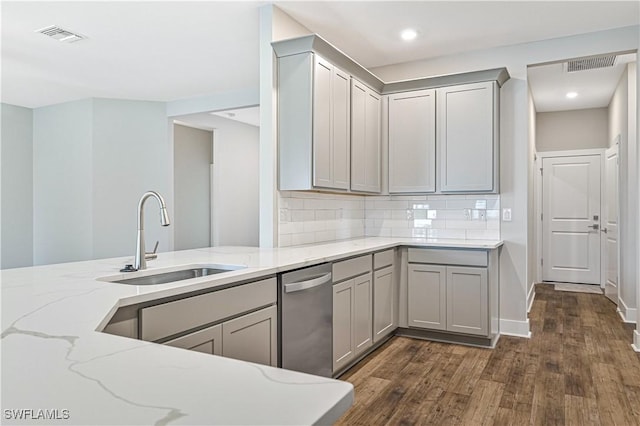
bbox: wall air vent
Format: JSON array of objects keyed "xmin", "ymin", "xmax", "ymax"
[
  {"xmin": 35, "ymin": 25, "xmax": 85, "ymax": 43},
  {"xmin": 566, "ymin": 55, "xmax": 616, "ymax": 72}
]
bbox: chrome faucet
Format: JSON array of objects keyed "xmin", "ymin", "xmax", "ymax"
[{"xmin": 134, "ymin": 191, "xmax": 170, "ymax": 271}]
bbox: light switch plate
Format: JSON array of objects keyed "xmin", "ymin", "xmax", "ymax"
[{"xmin": 502, "ymin": 208, "xmax": 512, "ymax": 222}]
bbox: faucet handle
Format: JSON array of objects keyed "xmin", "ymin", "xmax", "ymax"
[{"xmin": 145, "ymin": 241, "xmax": 159, "ymax": 261}]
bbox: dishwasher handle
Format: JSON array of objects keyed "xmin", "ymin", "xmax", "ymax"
[{"xmin": 284, "ymin": 272, "xmax": 332, "ymax": 293}]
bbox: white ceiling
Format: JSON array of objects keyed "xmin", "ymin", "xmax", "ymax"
[
  {"xmin": 528, "ymin": 53, "xmax": 637, "ymax": 112},
  {"xmin": 2, "ymin": 1, "xmax": 639, "ymax": 109},
  {"xmin": 176, "ymin": 106, "xmax": 261, "ymax": 130}
]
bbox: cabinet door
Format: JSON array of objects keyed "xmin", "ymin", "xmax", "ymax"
[
  {"xmin": 353, "ymin": 273, "xmax": 373, "ymax": 356},
  {"xmin": 407, "ymin": 264, "xmax": 446, "ymax": 330},
  {"xmin": 313, "ymin": 56, "xmax": 333, "ymax": 188},
  {"xmin": 438, "ymin": 82, "xmax": 496, "ymax": 192},
  {"xmin": 332, "ymin": 279, "xmax": 354, "ymax": 372},
  {"xmin": 446, "ymin": 266, "xmax": 488, "ymax": 336},
  {"xmin": 373, "ymin": 265, "xmax": 395, "ymax": 343},
  {"xmin": 222, "ymin": 305, "xmax": 277, "ymax": 367},
  {"xmin": 351, "ymin": 79, "xmax": 381, "ymax": 193},
  {"xmin": 164, "ymin": 324, "xmax": 222, "ymax": 356},
  {"xmin": 332, "ymin": 67, "xmax": 351, "ymax": 190},
  {"xmin": 388, "ymin": 89, "xmax": 436, "ymax": 193}
]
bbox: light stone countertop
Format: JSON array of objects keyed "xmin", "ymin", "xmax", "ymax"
[{"xmin": 0, "ymin": 237, "xmax": 502, "ymax": 425}]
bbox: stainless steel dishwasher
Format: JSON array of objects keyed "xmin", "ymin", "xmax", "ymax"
[{"xmin": 279, "ymin": 263, "xmax": 332, "ymax": 377}]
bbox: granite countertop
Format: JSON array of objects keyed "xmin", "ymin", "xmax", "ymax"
[{"xmin": 0, "ymin": 237, "xmax": 502, "ymax": 425}]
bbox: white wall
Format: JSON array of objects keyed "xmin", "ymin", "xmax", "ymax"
[
  {"xmin": 210, "ymin": 116, "xmax": 260, "ymax": 247},
  {"xmin": 173, "ymin": 124, "xmax": 212, "ymax": 250},
  {"xmin": 1, "ymin": 103, "xmax": 33, "ymax": 268},
  {"xmin": 536, "ymin": 108, "xmax": 609, "ymax": 152},
  {"xmin": 609, "ymin": 64, "xmax": 638, "ymax": 320},
  {"xmin": 32, "ymin": 98, "xmax": 170, "ymax": 265},
  {"xmin": 33, "ymin": 99, "xmax": 94, "ymax": 265},
  {"xmin": 527, "ymin": 87, "xmax": 537, "ymax": 309},
  {"xmin": 369, "ymin": 25, "xmax": 639, "ymax": 336}
]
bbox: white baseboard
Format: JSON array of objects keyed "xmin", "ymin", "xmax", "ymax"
[
  {"xmin": 618, "ymin": 298, "xmax": 637, "ymax": 324},
  {"xmin": 500, "ymin": 318, "xmax": 531, "ymax": 338},
  {"xmin": 633, "ymin": 330, "xmax": 640, "ymax": 353},
  {"xmin": 527, "ymin": 283, "xmax": 536, "ymax": 313}
]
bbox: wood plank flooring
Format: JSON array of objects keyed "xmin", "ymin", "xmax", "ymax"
[{"xmin": 335, "ymin": 284, "xmax": 640, "ymax": 425}]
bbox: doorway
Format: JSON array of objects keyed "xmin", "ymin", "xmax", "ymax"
[
  {"xmin": 172, "ymin": 106, "xmax": 260, "ymax": 248},
  {"xmin": 528, "ymin": 51, "xmax": 636, "ymax": 298}
]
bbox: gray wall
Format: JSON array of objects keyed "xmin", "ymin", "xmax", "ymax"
[
  {"xmin": 33, "ymin": 100, "xmax": 94, "ymax": 265},
  {"xmin": 536, "ymin": 108, "xmax": 608, "ymax": 152},
  {"xmin": 92, "ymin": 99, "xmax": 170, "ymax": 260},
  {"xmin": 31, "ymin": 98, "xmax": 169, "ymax": 265},
  {"xmin": 1, "ymin": 104, "xmax": 33, "ymax": 268},
  {"xmin": 210, "ymin": 116, "xmax": 260, "ymax": 247},
  {"xmin": 173, "ymin": 124, "xmax": 212, "ymax": 250}
]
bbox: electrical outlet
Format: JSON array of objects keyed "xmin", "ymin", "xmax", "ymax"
[
  {"xmin": 406, "ymin": 209, "xmax": 414, "ymax": 220},
  {"xmin": 464, "ymin": 208, "xmax": 472, "ymax": 220},
  {"xmin": 502, "ymin": 208, "xmax": 512, "ymax": 222}
]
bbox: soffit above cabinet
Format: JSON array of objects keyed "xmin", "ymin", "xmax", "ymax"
[{"xmin": 272, "ymin": 34, "xmax": 510, "ymax": 95}]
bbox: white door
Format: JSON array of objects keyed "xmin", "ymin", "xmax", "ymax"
[
  {"xmin": 542, "ymin": 155, "xmax": 601, "ymax": 284},
  {"xmin": 603, "ymin": 145, "xmax": 619, "ymax": 303}
]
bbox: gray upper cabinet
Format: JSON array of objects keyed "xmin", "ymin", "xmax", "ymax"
[
  {"xmin": 278, "ymin": 52, "xmax": 350, "ymax": 191},
  {"xmin": 388, "ymin": 89, "xmax": 437, "ymax": 193},
  {"xmin": 437, "ymin": 82, "xmax": 498, "ymax": 193},
  {"xmin": 351, "ymin": 79, "xmax": 381, "ymax": 193}
]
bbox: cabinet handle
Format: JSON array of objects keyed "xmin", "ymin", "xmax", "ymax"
[{"xmin": 284, "ymin": 273, "xmax": 332, "ymax": 293}]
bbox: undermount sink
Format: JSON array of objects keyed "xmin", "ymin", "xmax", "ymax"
[{"xmin": 106, "ymin": 264, "xmax": 246, "ymax": 285}]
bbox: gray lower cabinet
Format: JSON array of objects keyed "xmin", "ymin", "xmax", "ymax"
[
  {"xmin": 139, "ymin": 277, "xmax": 278, "ymax": 367},
  {"xmin": 222, "ymin": 305, "xmax": 278, "ymax": 367},
  {"xmin": 407, "ymin": 264, "xmax": 446, "ymax": 331},
  {"xmin": 162, "ymin": 306, "xmax": 277, "ymax": 366},
  {"xmin": 165, "ymin": 323, "xmax": 223, "ymax": 356},
  {"xmin": 372, "ymin": 250, "xmax": 396, "ymax": 343},
  {"xmin": 407, "ymin": 248, "xmax": 492, "ymax": 337},
  {"xmin": 332, "ymin": 255, "xmax": 373, "ymax": 374},
  {"xmin": 332, "ymin": 279, "xmax": 354, "ymax": 372}
]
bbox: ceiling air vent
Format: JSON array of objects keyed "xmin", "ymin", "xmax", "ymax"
[
  {"xmin": 35, "ymin": 25, "xmax": 85, "ymax": 43},
  {"xmin": 566, "ymin": 55, "xmax": 616, "ymax": 73}
]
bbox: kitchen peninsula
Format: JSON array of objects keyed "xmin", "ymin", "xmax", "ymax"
[{"xmin": 1, "ymin": 237, "xmax": 501, "ymax": 425}]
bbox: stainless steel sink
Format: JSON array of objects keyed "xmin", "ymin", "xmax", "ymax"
[{"xmin": 108, "ymin": 265, "xmax": 245, "ymax": 285}]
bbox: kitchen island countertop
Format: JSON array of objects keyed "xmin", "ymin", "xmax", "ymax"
[{"xmin": 1, "ymin": 237, "xmax": 501, "ymax": 425}]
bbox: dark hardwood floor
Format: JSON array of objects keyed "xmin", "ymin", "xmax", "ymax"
[{"xmin": 335, "ymin": 284, "xmax": 640, "ymax": 425}]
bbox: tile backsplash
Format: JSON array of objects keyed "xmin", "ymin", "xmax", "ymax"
[
  {"xmin": 278, "ymin": 192, "xmax": 500, "ymax": 247},
  {"xmin": 364, "ymin": 195, "xmax": 500, "ymax": 240},
  {"xmin": 278, "ymin": 191, "xmax": 366, "ymax": 247}
]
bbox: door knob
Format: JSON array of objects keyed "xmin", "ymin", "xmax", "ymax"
[
  {"xmin": 587, "ymin": 224, "xmax": 599, "ymax": 230},
  {"xmin": 600, "ymin": 227, "xmax": 608, "ymax": 233}
]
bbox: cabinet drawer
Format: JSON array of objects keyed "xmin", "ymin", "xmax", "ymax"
[
  {"xmin": 140, "ymin": 277, "xmax": 277, "ymax": 342},
  {"xmin": 333, "ymin": 254, "xmax": 372, "ymax": 282},
  {"xmin": 374, "ymin": 249, "xmax": 394, "ymax": 270},
  {"xmin": 408, "ymin": 248, "xmax": 487, "ymax": 267}
]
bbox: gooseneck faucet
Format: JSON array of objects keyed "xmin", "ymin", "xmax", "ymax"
[{"xmin": 134, "ymin": 191, "xmax": 170, "ymax": 271}]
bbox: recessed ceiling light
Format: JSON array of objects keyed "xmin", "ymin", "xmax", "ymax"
[
  {"xmin": 566, "ymin": 92, "xmax": 578, "ymax": 99},
  {"xmin": 400, "ymin": 29, "xmax": 417, "ymax": 42}
]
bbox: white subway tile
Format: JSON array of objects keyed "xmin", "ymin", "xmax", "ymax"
[
  {"xmin": 446, "ymin": 220, "xmax": 487, "ymax": 230},
  {"xmin": 315, "ymin": 230, "xmax": 336, "ymax": 242},
  {"xmin": 366, "ymin": 210, "xmax": 391, "ymax": 219},
  {"xmin": 466, "ymin": 230, "xmax": 500, "ymax": 240},
  {"xmin": 392, "ymin": 209, "xmax": 412, "ymax": 220},
  {"xmin": 446, "ymin": 199, "xmax": 478, "ymax": 209},
  {"xmin": 391, "ymin": 228, "xmax": 414, "ymax": 238},
  {"xmin": 426, "ymin": 229, "xmax": 466, "ymax": 239},
  {"xmin": 291, "ymin": 210, "xmax": 315, "ymax": 222},
  {"xmin": 374, "ymin": 200, "xmax": 408, "ymax": 209},
  {"xmin": 303, "ymin": 220, "xmax": 325, "ymax": 233},
  {"xmin": 390, "ymin": 195, "xmax": 428, "ymax": 201},
  {"xmin": 278, "ymin": 234, "xmax": 292, "ymax": 247},
  {"xmin": 316, "ymin": 210, "xmax": 336, "ymax": 220},
  {"xmin": 291, "ymin": 232, "xmax": 316, "ymax": 246}
]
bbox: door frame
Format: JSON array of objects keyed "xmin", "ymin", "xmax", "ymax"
[
  {"xmin": 535, "ymin": 148, "xmax": 606, "ymax": 286},
  {"xmin": 603, "ymin": 137, "xmax": 620, "ymax": 303}
]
